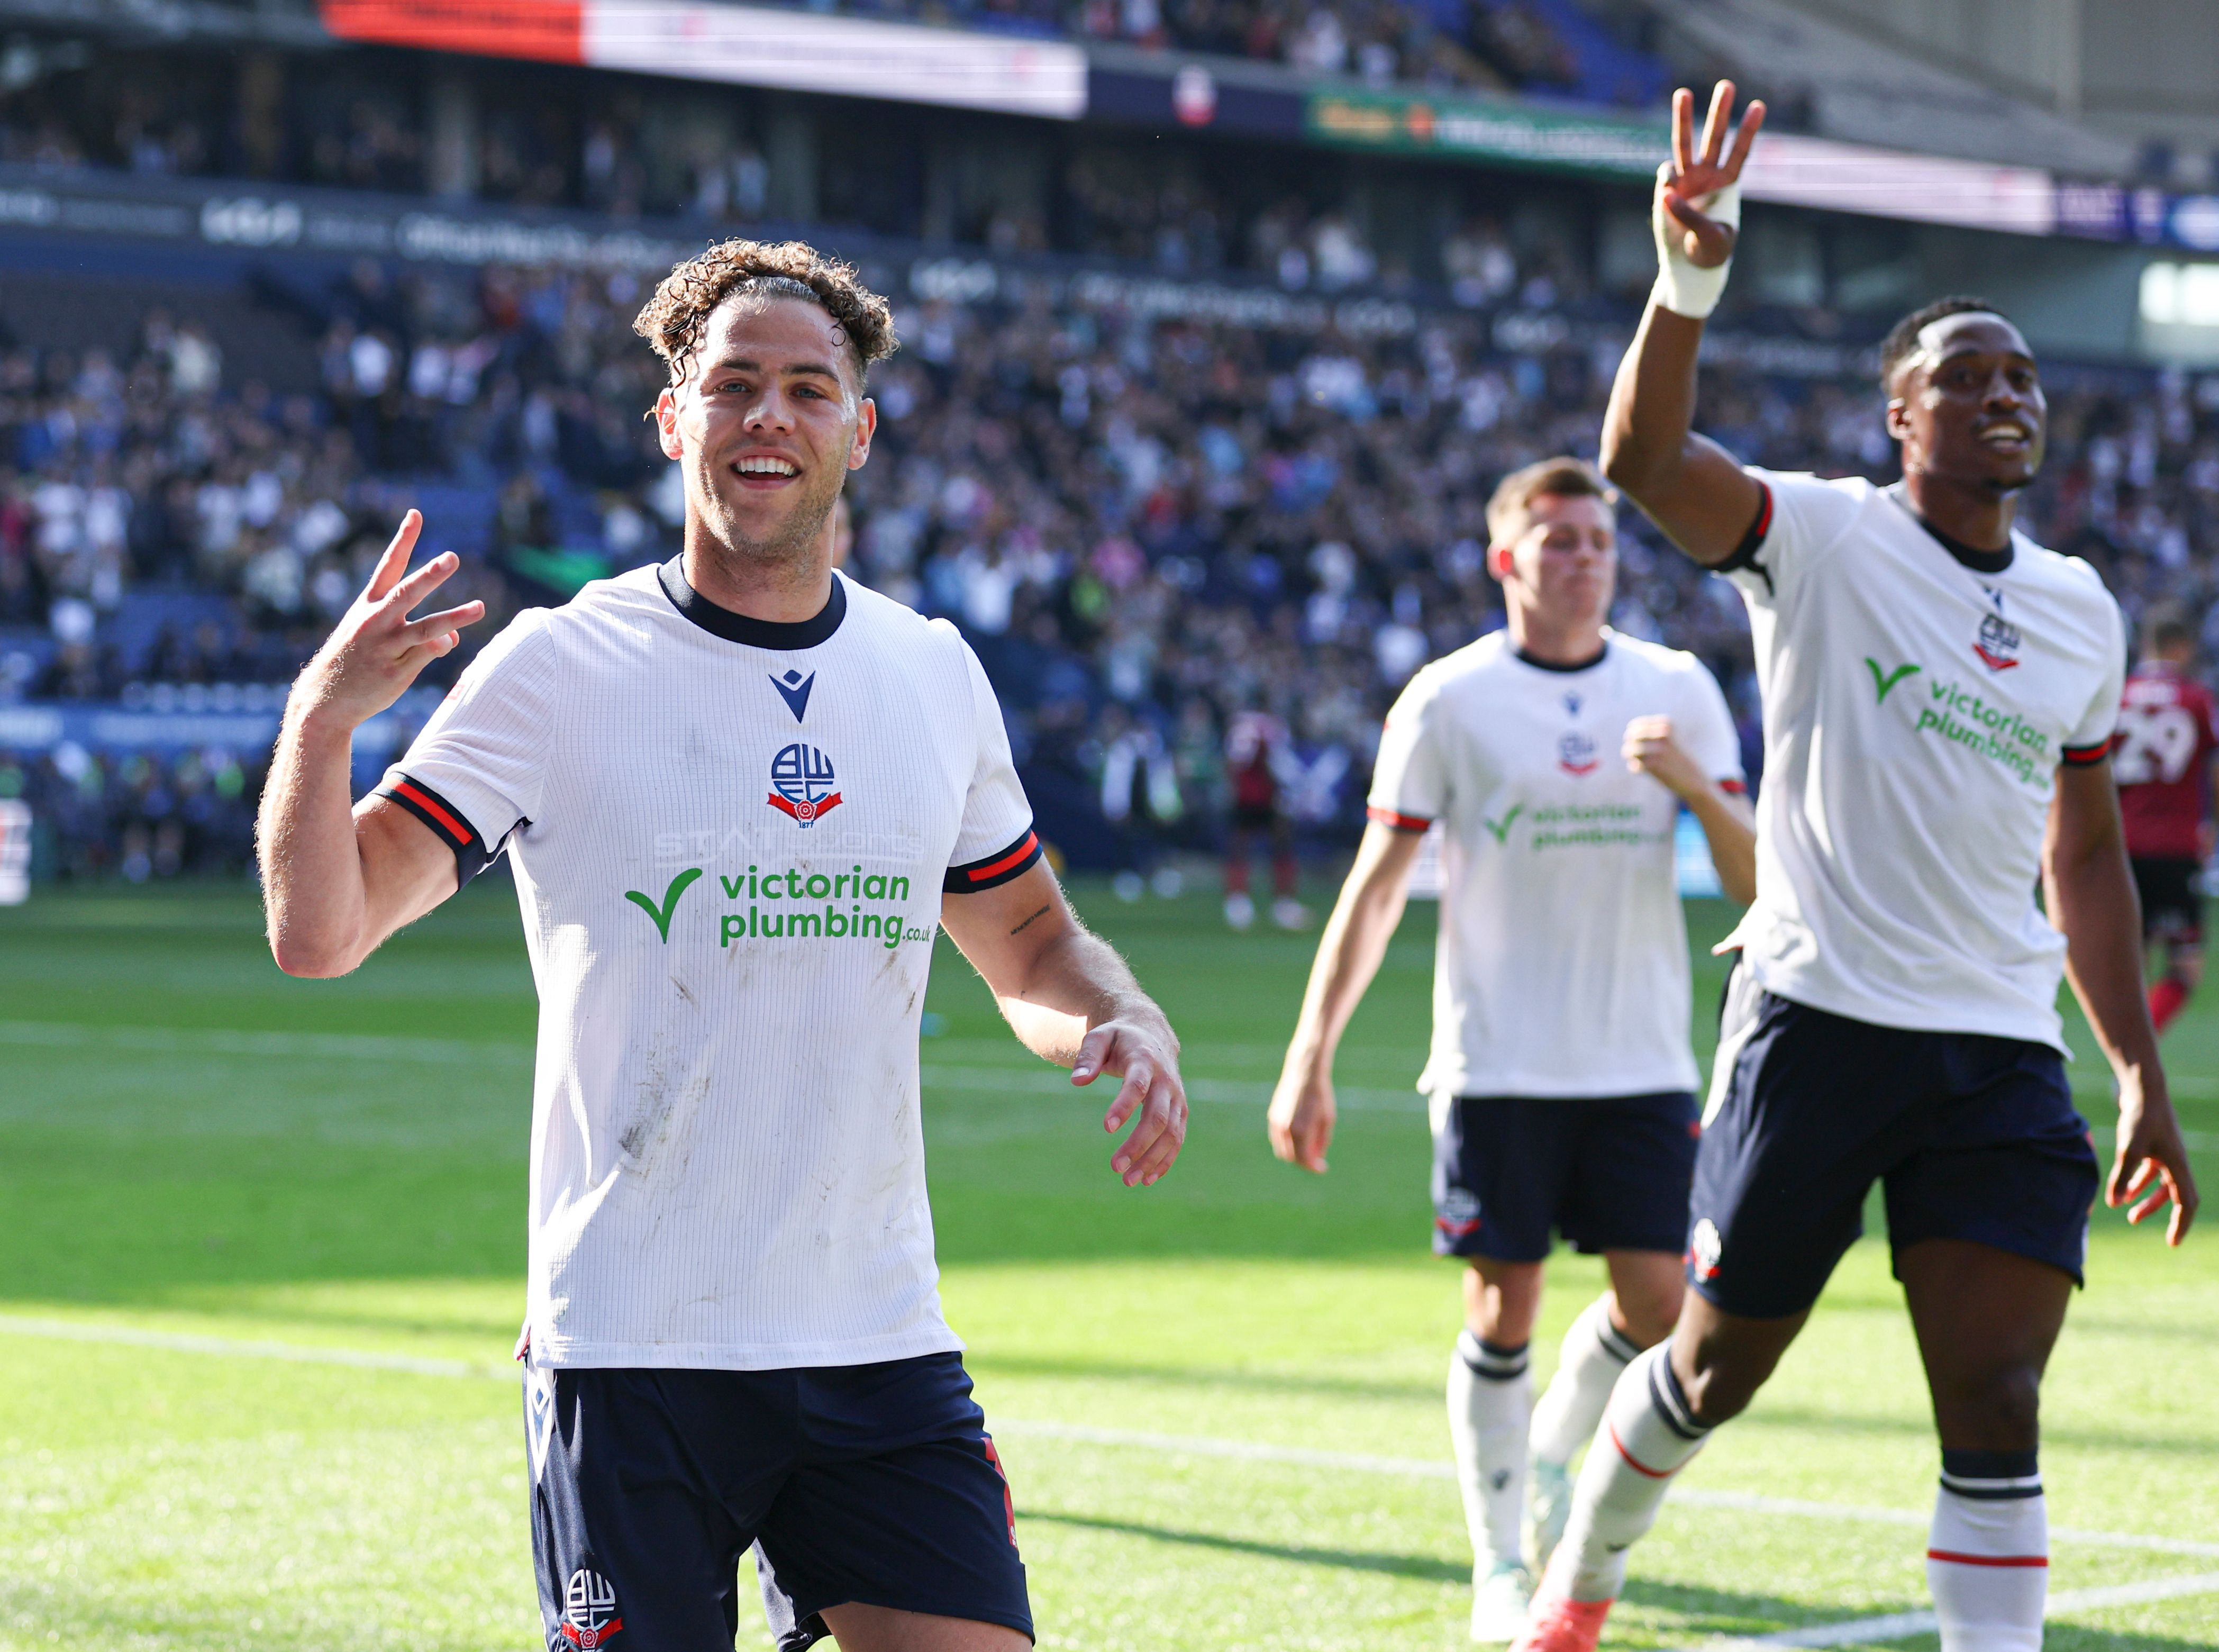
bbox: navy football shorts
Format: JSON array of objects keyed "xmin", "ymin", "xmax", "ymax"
[
  {"xmin": 2132, "ymin": 856, "xmax": 2203, "ymax": 946},
  {"xmin": 1692, "ymin": 973, "xmax": 2100, "ymax": 1319},
  {"xmin": 1430, "ymin": 1090, "xmax": 1701, "ymax": 1261},
  {"xmin": 525, "ymin": 1353, "xmax": 1031, "ymax": 1652}
]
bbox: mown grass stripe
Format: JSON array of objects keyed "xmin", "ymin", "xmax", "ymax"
[
  {"xmin": 2, "ymin": 1313, "xmax": 2212, "ymax": 1563},
  {"xmin": 0, "ymin": 1021, "xmax": 1431, "ymax": 1110},
  {"xmin": 0, "ymin": 1313, "xmax": 511, "ymax": 1379},
  {"xmin": 16, "ymin": 1021, "xmax": 2218, "ymax": 1134}
]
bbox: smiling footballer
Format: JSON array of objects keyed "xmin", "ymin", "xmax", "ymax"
[{"xmin": 257, "ymin": 240, "xmax": 1190, "ymax": 1652}]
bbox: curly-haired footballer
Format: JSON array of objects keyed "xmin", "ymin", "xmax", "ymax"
[{"xmin": 257, "ymin": 239, "xmax": 1190, "ymax": 1652}]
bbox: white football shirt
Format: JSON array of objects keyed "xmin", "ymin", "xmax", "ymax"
[
  {"xmin": 1720, "ymin": 470, "xmax": 2124, "ymax": 1050},
  {"xmin": 377, "ymin": 564, "xmax": 1041, "ymax": 1370},
  {"xmin": 1368, "ymin": 630, "xmax": 1744, "ymax": 1099}
]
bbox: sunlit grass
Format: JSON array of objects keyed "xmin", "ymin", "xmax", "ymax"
[{"xmin": 1, "ymin": 880, "xmax": 2212, "ymax": 1649}]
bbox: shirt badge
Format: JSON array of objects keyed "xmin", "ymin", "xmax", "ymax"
[
  {"xmin": 768, "ymin": 742, "xmax": 843, "ymax": 827},
  {"xmin": 1974, "ymin": 588, "xmax": 2021, "ymax": 673},
  {"xmin": 770, "ymin": 669, "xmax": 816, "ymax": 721},
  {"xmin": 562, "ymin": 1569, "xmax": 623, "ymax": 1648}
]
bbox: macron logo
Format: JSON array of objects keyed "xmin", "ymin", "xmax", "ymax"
[{"xmin": 770, "ymin": 669, "xmax": 815, "ymax": 722}]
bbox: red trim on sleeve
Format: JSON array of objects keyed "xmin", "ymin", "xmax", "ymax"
[
  {"xmin": 393, "ymin": 779, "xmax": 475, "ymax": 846},
  {"xmin": 1716, "ymin": 778, "xmax": 1747, "ymax": 795},
  {"xmin": 967, "ymin": 831, "xmax": 1039, "ymax": 884},
  {"xmin": 944, "ymin": 827, "xmax": 1045, "ymax": 893},
  {"xmin": 2060, "ymin": 742, "xmax": 2113, "ymax": 768},
  {"xmin": 1367, "ymin": 805, "xmax": 1432, "ymax": 833}
]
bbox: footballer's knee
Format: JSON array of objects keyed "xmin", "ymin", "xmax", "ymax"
[
  {"xmin": 1932, "ymin": 1359, "xmax": 2043, "ymax": 1453},
  {"xmin": 1605, "ymin": 1253, "xmax": 1686, "ymax": 1348},
  {"xmin": 1463, "ymin": 1259, "xmax": 1544, "ymax": 1347},
  {"xmin": 2172, "ymin": 945, "xmax": 2204, "ymax": 990},
  {"xmin": 1669, "ymin": 1297, "xmax": 1805, "ymax": 1426}
]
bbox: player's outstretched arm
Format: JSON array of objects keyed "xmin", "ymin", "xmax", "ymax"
[
  {"xmin": 1599, "ymin": 83, "xmax": 1767, "ymax": 567},
  {"xmin": 2045, "ymin": 761, "xmax": 2199, "ymax": 1243},
  {"xmin": 259, "ymin": 510, "xmax": 486, "ymax": 979},
  {"xmin": 1268, "ymin": 822, "xmax": 1425, "ymax": 1173},
  {"xmin": 940, "ymin": 860, "xmax": 1188, "ymax": 1188}
]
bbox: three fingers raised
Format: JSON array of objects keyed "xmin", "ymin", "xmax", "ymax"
[{"xmin": 1668, "ymin": 82, "xmax": 1766, "ymax": 193}]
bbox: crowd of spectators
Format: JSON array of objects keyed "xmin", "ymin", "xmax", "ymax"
[
  {"xmin": 0, "ymin": 0, "xmax": 1634, "ymax": 178},
  {"xmin": 2, "ymin": 44, "xmax": 1558, "ymax": 304},
  {"xmin": 5, "ymin": 246, "xmax": 2216, "ymax": 885}
]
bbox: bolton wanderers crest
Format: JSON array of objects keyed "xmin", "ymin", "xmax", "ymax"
[
  {"xmin": 767, "ymin": 742, "xmax": 844, "ymax": 827},
  {"xmin": 561, "ymin": 1569, "xmax": 623, "ymax": 1648},
  {"xmin": 1558, "ymin": 731, "xmax": 1599, "ymax": 776},
  {"xmin": 1974, "ymin": 589, "xmax": 2021, "ymax": 672}
]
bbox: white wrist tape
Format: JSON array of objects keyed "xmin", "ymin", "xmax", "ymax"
[{"xmin": 1651, "ymin": 170, "xmax": 1740, "ymax": 320}]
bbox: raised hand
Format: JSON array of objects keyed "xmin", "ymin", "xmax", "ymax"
[
  {"xmin": 1073, "ymin": 1016, "xmax": 1189, "ymax": 1187},
  {"xmin": 291, "ymin": 510, "xmax": 485, "ymax": 733},
  {"xmin": 1659, "ymin": 81, "xmax": 1766, "ymax": 270}
]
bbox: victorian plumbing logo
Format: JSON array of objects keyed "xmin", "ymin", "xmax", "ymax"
[{"xmin": 624, "ymin": 863, "xmax": 930, "ymax": 950}]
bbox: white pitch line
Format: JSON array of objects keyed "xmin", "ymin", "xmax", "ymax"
[
  {"xmin": 0, "ymin": 1021, "xmax": 1430, "ymax": 1111},
  {"xmin": 3, "ymin": 1316, "xmax": 2215, "ymax": 1565},
  {"xmin": 0, "ymin": 1020, "xmax": 529, "ymax": 1065},
  {"xmin": 992, "ymin": 1420, "xmax": 2219, "ymax": 1558},
  {"xmin": 1666, "ymin": 1569, "xmax": 2219, "ymax": 1650},
  {"xmin": 0, "ymin": 1313, "xmax": 512, "ymax": 1379},
  {"xmin": 918, "ymin": 1065, "xmax": 1426, "ymax": 1112},
  {"xmin": 11, "ymin": 1021, "xmax": 2217, "ymax": 1136}
]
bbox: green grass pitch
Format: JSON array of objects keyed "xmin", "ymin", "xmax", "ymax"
[{"xmin": 1, "ymin": 878, "xmax": 2214, "ymax": 1651}]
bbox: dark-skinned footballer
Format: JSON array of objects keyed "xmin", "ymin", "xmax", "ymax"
[{"xmin": 1512, "ymin": 83, "xmax": 2199, "ymax": 1652}]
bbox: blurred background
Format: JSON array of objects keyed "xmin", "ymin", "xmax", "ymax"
[{"xmin": 4, "ymin": 0, "xmax": 2219, "ymax": 903}]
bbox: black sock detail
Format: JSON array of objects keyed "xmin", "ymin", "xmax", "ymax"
[
  {"xmin": 1598, "ymin": 1321, "xmax": 1642, "ymax": 1365},
  {"xmin": 1647, "ymin": 1350, "xmax": 1709, "ymax": 1441},
  {"xmin": 1942, "ymin": 1449, "xmax": 2038, "ymax": 1480},
  {"xmin": 1941, "ymin": 1447, "xmax": 2041, "ymax": 1498},
  {"xmin": 1459, "ymin": 1332, "xmax": 1530, "ymax": 1380}
]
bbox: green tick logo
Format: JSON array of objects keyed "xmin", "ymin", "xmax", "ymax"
[
  {"xmin": 1483, "ymin": 803, "xmax": 1524, "ymax": 845},
  {"xmin": 1865, "ymin": 658, "xmax": 1922, "ymax": 704},
  {"xmin": 625, "ymin": 868, "xmax": 703, "ymax": 942}
]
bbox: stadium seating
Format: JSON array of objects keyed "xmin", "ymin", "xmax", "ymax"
[{"xmin": 1, "ymin": 229, "xmax": 2206, "ymax": 880}]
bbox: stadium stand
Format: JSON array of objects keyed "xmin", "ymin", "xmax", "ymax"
[
  {"xmin": 0, "ymin": 0, "xmax": 1663, "ymax": 123},
  {"xmin": 3, "ymin": 0, "xmax": 2215, "ymax": 886},
  {"xmin": 4, "ymin": 226, "xmax": 2208, "ymax": 882},
  {"xmin": 1641, "ymin": 0, "xmax": 2139, "ymax": 178}
]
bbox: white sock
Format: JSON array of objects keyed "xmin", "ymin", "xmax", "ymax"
[
  {"xmin": 1531, "ymin": 1294, "xmax": 1643, "ymax": 1467},
  {"xmin": 1929, "ymin": 1450, "xmax": 2048, "ymax": 1652},
  {"xmin": 1543, "ymin": 1343, "xmax": 1710, "ymax": 1603},
  {"xmin": 1449, "ymin": 1330, "xmax": 1532, "ymax": 1573}
]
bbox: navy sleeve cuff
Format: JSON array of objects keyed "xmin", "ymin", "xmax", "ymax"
[
  {"xmin": 1713, "ymin": 482, "xmax": 1775, "ymax": 587},
  {"xmin": 2060, "ymin": 740, "xmax": 2114, "ymax": 768},
  {"xmin": 944, "ymin": 825, "xmax": 1043, "ymax": 893},
  {"xmin": 377, "ymin": 774, "xmax": 492, "ymax": 885}
]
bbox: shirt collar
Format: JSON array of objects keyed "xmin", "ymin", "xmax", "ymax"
[{"xmin": 658, "ymin": 559, "xmax": 848, "ymax": 649}]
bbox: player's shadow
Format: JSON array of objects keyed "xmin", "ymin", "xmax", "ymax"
[
  {"xmin": 1620, "ymin": 1579, "xmax": 2219, "ymax": 1652},
  {"xmin": 1620, "ymin": 1576, "xmax": 1896, "ymax": 1641},
  {"xmin": 1022, "ymin": 1509, "xmax": 1467, "ymax": 1583},
  {"xmin": 1735, "ymin": 1405, "xmax": 2219, "ymax": 1459}
]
